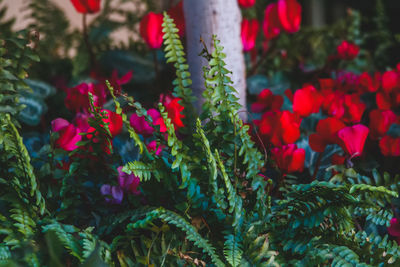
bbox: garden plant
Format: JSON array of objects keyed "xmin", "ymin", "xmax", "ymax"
[{"xmin": 1, "ymin": 0, "xmax": 400, "ymax": 266}]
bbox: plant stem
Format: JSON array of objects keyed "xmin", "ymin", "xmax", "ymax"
[
  {"xmin": 152, "ymin": 49, "xmax": 160, "ymax": 80},
  {"xmin": 312, "ymin": 153, "xmax": 323, "ymax": 181},
  {"xmin": 82, "ymin": 14, "xmax": 95, "ymax": 69}
]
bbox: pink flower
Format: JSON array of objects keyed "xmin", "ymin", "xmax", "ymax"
[
  {"xmin": 74, "ymin": 112, "xmax": 91, "ymax": 132},
  {"xmin": 337, "ymin": 40, "xmax": 359, "ymax": 60},
  {"xmin": 129, "ymin": 108, "xmax": 161, "ymax": 136},
  {"xmin": 100, "ymin": 184, "xmax": 123, "ymax": 204},
  {"xmin": 277, "ymin": 0, "xmax": 302, "ymax": 34},
  {"xmin": 147, "ymin": 140, "xmax": 163, "ymax": 156},
  {"xmin": 241, "ymin": 19, "xmax": 260, "ymax": 52},
  {"xmin": 271, "ymin": 144, "xmax": 305, "ymax": 173},
  {"xmin": 140, "ymin": 12, "xmax": 164, "ymax": 49},
  {"xmin": 117, "ymin": 166, "xmax": 140, "ymax": 195},
  {"xmin": 337, "ymin": 124, "xmax": 369, "ymax": 159},
  {"xmin": 51, "ymin": 118, "xmax": 82, "ymax": 151}
]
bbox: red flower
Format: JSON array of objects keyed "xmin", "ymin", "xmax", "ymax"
[
  {"xmin": 259, "ymin": 111, "xmax": 301, "ymax": 146},
  {"xmin": 277, "ymin": 0, "xmax": 302, "ymax": 34},
  {"xmin": 130, "ymin": 108, "xmax": 161, "ymax": 136},
  {"xmin": 309, "ymin": 117, "xmax": 346, "ymax": 152},
  {"xmin": 241, "ymin": 19, "xmax": 260, "ymax": 52},
  {"xmin": 292, "ymin": 85, "xmax": 322, "ymax": 117},
  {"xmin": 379, "ymin": 136, "xmax": 400, "ymax": 157},
  {"xmin": 153, "ymin": 96, "xmax": 185, "ymax": 132},
  {"xmin": 337, "ymin": 124, "xmax": 369, "ymax": 159},
  {"xmin": 358, "ymin": 72, "xmax": 380, "ymax": 93},
  {"xmin": 165, "ymin": 97, "xmax": 185, "ymax": 129},
  {"xmin": 319, "ymin": 78, "xmax": 336, "ymax": 90},
  {"xmin": 70, "ymin": 0, "xmax": 100, "ymax": 14},
  {"xmin": 168, "ymin": 1, "xmax": 185, "ymax": 37},
  {"xmin": 102, "ymin": 110, "xmax": 123, "ymax": 137},
  {"xmin": 65, "ymin": 82, "xmax": 107, "ymax": 112},
  {"xmin": 271, "ymin": 144, "xmax": 305, "ymax": 173},
  {"xmin": 251, "ymin": 89, "xmax": 283, "ymax": 113},
  {"xmin": 107, "ymin": 70, "xmax": 133, "ymax": 96},
  {"xmin": 51, "ymin": 118, "xmax": 82, "ymax": 151},
  {"xmin": 337, "ymin": 40, "xmax": 359, "ymax": 60},
  {"xmin": 239, "ymin": 0, "xmax": 256, "ymax": 8},
  {"xmin": 331, "ymin": 153, "xmax": 346, "ymax": 165},
  {"xmin": 140, "ymin": 12, "xmax": 164, "ymax": 49},
  {"xmin": 340, "ymin": 94, "xmax": 366, "ymax": 124},
  {"xmin": 262, "ymin": 3, "xmax": 281, "ymax": 40},
  {"xmin": 65, "ymin": 83, "xmax": 91, "ymax": 112},
  {"xmin": 382, "ymin": 70, "xmax": 399, "ymax": 93},
  {"xmin": 369, "ymin": 109, "xmax": 397, "ymax": 140},
  {"xmin": 376, "ymin": 91, "xmax": 400, "ymax": 110}
]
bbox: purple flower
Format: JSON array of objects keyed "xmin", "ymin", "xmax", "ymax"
[
  {"xmin": 117, "ymin": 166, "xmax": 140, "ymax": 195},
  {"xmin": 100, "ymin": 184, "xmax": 123, "ymax": 204}
]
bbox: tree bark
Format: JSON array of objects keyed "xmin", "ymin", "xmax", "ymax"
[{"xmin": 183, "ymin": 0, "xmax": 247, "ymax": 120}]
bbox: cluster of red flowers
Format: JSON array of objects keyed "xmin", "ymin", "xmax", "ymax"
[
  {"xmin": 252, "ymin": 53, "xmax": 400, "ymax": 174},
  {"xmin": 139, "ymin": 2, "xmax": 184, "ymax": 49},
  {"xmin": 241, "ymin": 0, "xmax": 302, "ymax": 52},
  {"xmin": 52, "ymin": 70, "xmax": 131, "ymax": 153}
]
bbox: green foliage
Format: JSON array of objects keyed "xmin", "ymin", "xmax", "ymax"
[
  {"xmin": 1, "ymin": 9, "xmax": 400, "ymax": 267},
  {"xmin": 0, "ymin": 30, "xmax": 40, "ymax": 118},
  {"xmin": 162, "ymin": 12, "xmax": 196, "ymax": 127}
]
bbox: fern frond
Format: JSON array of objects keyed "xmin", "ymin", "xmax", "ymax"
[
  {"xmin": 215, "ymin": 151, "xmax": 243, "ymax": 227},
  {"xmin": 162, "ymin": 12, "xmax": 196, "ymax": 124},
  {"xmin": 223, "ymin": 232, "xmax": 243, "ymax": 267},
  {"xmin": 106, "ymin": 81, "xmax": 146, "ymax": 155},
  {"xmin": 131, "ymin": 207, "xmax": 224, "ymax": 266},
  {"xmin": 123, "ymin": 161, "xmax": 156, "ymax": 182}
]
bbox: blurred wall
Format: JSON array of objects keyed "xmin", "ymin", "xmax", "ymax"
[{"xmin": 0, "ymin": 0, "xmax": 141, "ymax": 43}]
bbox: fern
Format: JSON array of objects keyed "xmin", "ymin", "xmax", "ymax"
[
  {"xmin": 162, "ymin": 12, "xmax": 196, "ymax": 125},
  {"xmin": 132, "ymin": 207, "xmax": 225, "ymax": 267},
  {"xmin": 107, "ymin": 81, "xmax": 146, "ymax": 155},
  {"xmin": 223, "ymin": 232, "xmax": 243, "ymax": 267},
  {"xmin": 123, "ymin": 161, "xmax": 158, "ymax": 182}
]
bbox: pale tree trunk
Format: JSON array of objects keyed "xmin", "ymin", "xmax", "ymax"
[{"xmin": 183, "ymin": 0, "xmax": 247, "ymax": 120}]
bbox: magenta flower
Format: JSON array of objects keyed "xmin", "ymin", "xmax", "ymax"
[
  {"xmin": 147, "ymin": 140, "xmax": 163, "ymax": 156},
  {"xmin": 129, "ymin": 108, "xmax": 161, "ymax": 136},
  {"xmin": 388, "ymin": 218, "xmax": 400, "ymax": 244},
  {"xmin": 117, "ymin": 166, "xmax": 140, "ymax": 195},
  {"xmin": 51, "ymin": 118, "xmax": 82, "ymax": 151}
]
